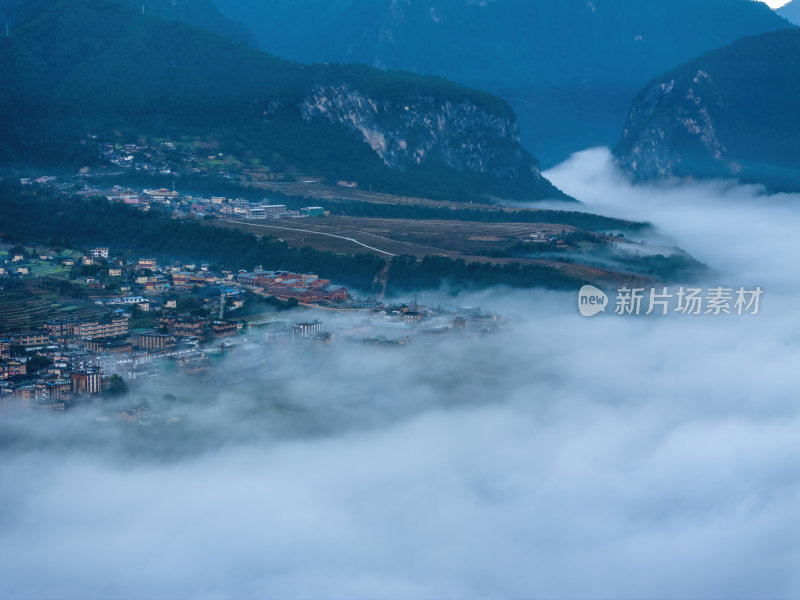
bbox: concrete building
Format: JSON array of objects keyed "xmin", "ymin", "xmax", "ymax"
[
  {"xmin": 293, "ymin": 320, "xmax": 323, "ymax": 338},
  {"xmin": 161, "ymin": 316, "xmax": 208, "ymax": 340},
  {"xmin": 46, "ymin": 379, "xmax": 73, "ymax": 402},
  {"xmin": 83, "ymin": 339, "xmax": 132, "ymax": 354},
  {"xmin": 259, "ymin": 204, "xmax": 287, "ymax": 218},
  {"xmin": 71, "ymin": 368, "xmax": 102, "ymax": 395},
  {"xmin": 45, "ymin": 317, "xmax": 129, "ymax": 342},
  {"xmin": 301, "ymin": 206, "xmax": 325, "ymax": 217},
  {"xmin": 137, "ymin": 333, "xmax": 176, "ymax": 351},
  {"xmin": 211, "ymin": 321, "xmax": 238, "ymax": 338},
  {"xmin": 11, "ymin": 332, "xmax": 49, "ymax": 347},
  {"xmin": 0, "ymin": 360, "xmax": 26, "ymax": 379}
]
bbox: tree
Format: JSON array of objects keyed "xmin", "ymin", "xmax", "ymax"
[
  {"xmin": 104, "ymin": 375, "xmax": 128, "ymax": 397},
  {"xmin": 26, "ymin": 354, "xmax": 53, "ymax": 373}
]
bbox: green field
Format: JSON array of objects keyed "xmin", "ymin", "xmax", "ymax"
[{"xmin": 27, "ymin": 262, "xmax": 70, "ymax": 278}]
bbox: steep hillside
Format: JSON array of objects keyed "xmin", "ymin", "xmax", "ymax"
[
  {"xmin": 214, "ymin": 0, "xmax": 789, "ymax": 166},
  {"xmin": 777, "ymin": 0, "xmax": 800, "ymax": 25},
  {"xmin": 0, "ymin": 0, "xmax": 567, "ymax": 201},
  {"xmin": 0, "ymin": 0, "xmax": 257, "ymax": 45},
  {"xmin": 614, "ymin": 28, "xmax": 800, "ymax": 192}
]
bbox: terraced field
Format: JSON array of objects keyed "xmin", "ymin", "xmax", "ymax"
[
  {"xmin": 0, "ymin": 285, "xmax": 110, "ymax": 334},
  {"xmin": 26, "ymin": 262, "xmax": 70, "ymax": 278}
]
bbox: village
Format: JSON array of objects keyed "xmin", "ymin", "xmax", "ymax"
[
  {"xmin": 21, "ymin": 172, "xmax": 327, "ymax": 223},
  {"xmin": 0, "ymin": 243, "xmax": 505, "ymax": 414}
]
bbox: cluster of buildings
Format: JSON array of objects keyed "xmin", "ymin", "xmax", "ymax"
[
  {"xmin": 235, "ymin": 270, "xmax": 347, "ymax": 303},
  {"xmin": 23, "ymin": 167, "xmax": 328, "ymax": 223},
  {"xmin": 96, "ymin": 183, "xmax": 326, "ymax": 221},
  {"xmin": 102, "ymin": 186, "xmax": 324, "ymax": 222},
  {"xmin": 258, "ymin": 301, "xmax": 505, "ymax": 350},
  {"xmin": 1, "ymin": 242, "xmax": 357, "ymax": 411},
  {"xmin": 0, "ymin": 311, "xmax": 246, "ymax": 411},
  {"xmin": 1, "ymin": 241, "xmax": 350, "ymax": 309},
  {"xmin": 1, "ymin": 291, "xmax": 506, "ymax": 414}
]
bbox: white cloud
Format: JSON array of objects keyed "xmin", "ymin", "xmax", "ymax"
[
  {"xmin": 759, "ymin": 0, "xmax": 791, "ymax": 9},
  {"xmin": 1, "ymin": 149, "xmax": 798, "ymax": 600}
]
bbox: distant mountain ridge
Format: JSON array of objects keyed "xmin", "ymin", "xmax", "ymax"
[
  {"xmin": 777, "ymin": 0, "xmax": 800, "ymax": 25},
  {"xmin": 214, "ymin": 0, "xmax": 790, "ymax": 167},
  {"xmin": 0, "ymin": 0, "xmax": 567, "ymax": 201},
  {"xmin": 0, "ymin": 0, "xmax": 257, "ymax": 46},
  {"xmin": 614, "ymin": 28, "xmax": 800, "ymax": 192}
]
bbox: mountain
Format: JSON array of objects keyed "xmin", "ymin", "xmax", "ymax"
[
  {"xmin": 777, "ymin": 0, "xmax": 800, "ymax": 25},
  {"xmin": 0, "ymin": 0, "xmax": 257, "ymax": 46},
  {"xmin": 0, "ymin": 0, "xmax": 567, "ymax": 201},
  {"xmin": 613, "ymin": 28, "xmax": 800, "ymax": 192},
  {"xmin": 115, "ymin": 0, "xmax": 258, "ymax": 47},
  {"xmin": 213, "ymin": 0, "xmax": 790, "ymax": 167}
]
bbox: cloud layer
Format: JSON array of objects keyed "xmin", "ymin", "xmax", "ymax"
[{"xmin": 1, "ymin": 149, "xmax": 798, "ymax": 600}]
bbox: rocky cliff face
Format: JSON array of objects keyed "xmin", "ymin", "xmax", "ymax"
[
  {"xmin": 615, "ymin": 70, "xmax": 728, "ymax": 180},
  {"xmin": 614, "ymin": 29, "xmax": 800, "ymax": 192},
  {"xmin": 300, "ymin": 83, "xmax": 540, "ymax": 182},
  {"xmin": 215, "ymin": 0, "xmax": 790, "ymax": 167},
  {"xmin": 1, "ymin": 0, "xmax": 570, "ymax": 200}
]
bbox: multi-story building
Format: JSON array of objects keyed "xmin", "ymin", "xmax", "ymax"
[
  {"xmin": 11, "ymin": 332, "xmax": 49, "ymax": 347},
  {"xmin": 78, "ymin": 318, "xmax": 129, "ymax": 340},
  {"xmin": 292, "ymin": 320, "xmax": 323, "ymax": 338},
  {"xmin": 46, "ymin": 379, "xmax": 73, "ymax": 402},
  {"xmin": 71, "ymin": 367, "xmax": 102, "ymax": 395},
  {"xmin": 172, "ymin": 272, "xmax": 207, "ymax": 287},
  {"xmin": 144, "ymin": 279, "xmax": 167, "ymax": 293},
  {"xmin": 322, "ymin": 285, "xmax": 348, "ymax": 301},
  {"xmin": 161, "ymin": 316, "xmax": 208, "ymax": 339},
  {"xmin": 44, "ymin": 319, "xmax": 76, "ymax": 341},
  {"xmin": 0, "ymin": 340, "xmax": 10, "ymax": 360},
  {"xmin": 246, "ymin": 206, "xmax": 265, "ymax": 219},
  {"xmin": 260, "ymin": 204, "xmax": 287, "ymax": 218},
  {"xmin": 12, "ymin": 384, "xmax": 43, "ymax": 404},
  {"xmin": 46, "ymin": 317, "xmax": 129, "ymax": 342},
  {"xmin": 211, "ymin": 321, "xmax": 238, "ymax": 338},
  {"xmin": 172, "ymin": 318, "xmax": 206, "ymax": 339},
  {"xmin": 138, "ymin": 258, "xmax": 157, "ymax": 270},
  {"xmin": 136, "ymin": 333, "xmax": 176, "ymax": 351},
  {"xmin": 83, "ymin": 339, "xmax": 132, "ymax": 354},
  {"xmin": 91, "ymin": 248, "xmax": 109, "ymax": 259},
  {"xmin": 0, "ymin": 360, "xmax": 27, "ymax": 379}
]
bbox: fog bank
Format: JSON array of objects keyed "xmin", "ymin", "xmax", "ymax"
[{"xmin": 1, "ymin": 149, "xmax": 798, "ymax": 600}]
